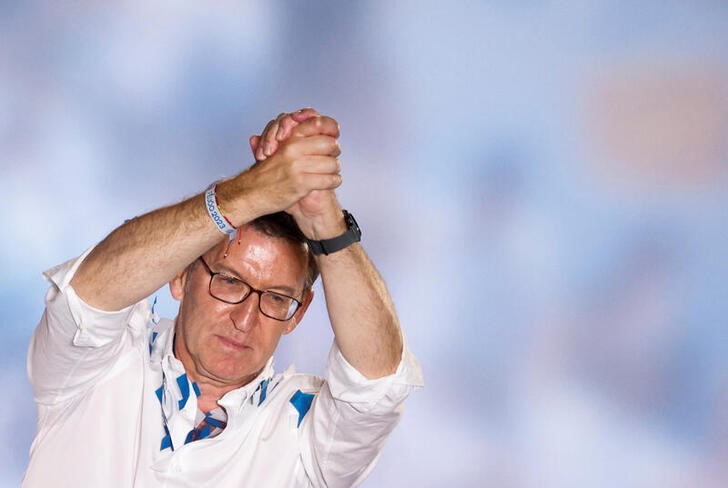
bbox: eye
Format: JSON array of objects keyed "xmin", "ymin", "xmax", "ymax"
[
  {"xmin": 217, "ymin": 274, "xmax": 241, "ymax": 287},
  {"xmin": 268, "ymin": 293, "xmax": 286, "ymax": 304}
]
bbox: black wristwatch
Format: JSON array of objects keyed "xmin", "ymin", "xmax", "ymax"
[{"xmin": 306, "ymin": 210, "xmax": 362, "ymax": 256}]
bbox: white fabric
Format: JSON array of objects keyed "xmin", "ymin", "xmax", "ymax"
[{"xmin": 23, "ymin": 253, "xmax": 424, "ymax": 488}]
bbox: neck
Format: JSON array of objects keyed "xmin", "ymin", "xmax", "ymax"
[{"xmin": 194, "ymin": 379, "xmax": 240, "ymax": 413}]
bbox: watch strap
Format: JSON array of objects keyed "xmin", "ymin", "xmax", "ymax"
[{"xmin": 306, "ymin": 210, "xmax": 361, "ymax": 256}]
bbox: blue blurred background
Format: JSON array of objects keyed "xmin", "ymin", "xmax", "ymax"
[{"xmin": 2, "ymin": 2, "xmax": 728, "ymax": 486}]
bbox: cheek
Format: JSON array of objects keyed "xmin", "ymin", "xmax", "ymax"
[{"xmin": 180, "ymin": 299, "xmax": 227, "ymax": 343}]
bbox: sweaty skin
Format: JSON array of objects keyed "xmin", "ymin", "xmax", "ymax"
[{"xmin": 170, "ymin": 229, "xmax": 313, "ymax": 412}]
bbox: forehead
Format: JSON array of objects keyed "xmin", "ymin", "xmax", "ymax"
[{"xmin": 204, "ymin": 226, "xmax": 307, "ymax": 287}]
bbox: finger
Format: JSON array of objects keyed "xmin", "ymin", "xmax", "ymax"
[
  {"xmin": 258, "ymin": 116, "xmax": 281, "ymax": 160},
  {"xmin": 293, "ymin": 155, "xmax": 341, "ymax": 175},
  {"xmin": 264, "ymin": 113, "xmax": 287, "ymax": 157},
  {"xmin": 276, "ymin": 108, "xmax": 319, "ymax": 141},
  {"xmin": 249, "ymin": 135, "xmax": 261, "ymax": 157},
  {"xmin": 290, "ymin": 116, "xmax": 340, "ymax": 139},
  {"xmin": 282, "ymin": 135, "xmax": 341, "ymax": 158},
  {"xmin": 257, "ymin": 119, "xmax": 276, "ymax": 160},
  {"xmin": 301, "ymin": 172, "xmax": 343, "ymax": 191},
  {"xmin": 291, "ymin": 107, "xmax": 319, "ymax": 123},
  {"xmin": 276, "ymin": 115, "xmax": 300, "ymax": 141}
]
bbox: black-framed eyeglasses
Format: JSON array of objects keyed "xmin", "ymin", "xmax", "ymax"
[{"xmin": 196, "ymin": 257, "xmax": 302, "ymax": 321}]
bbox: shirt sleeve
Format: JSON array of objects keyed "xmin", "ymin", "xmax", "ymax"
[
  {"xmin": 299, "ymin": 339, "xmax": 424, "ymax": 487},
  {"xmin": 27, "ymin": 249, "xmax": 152, "ymax": 406}
]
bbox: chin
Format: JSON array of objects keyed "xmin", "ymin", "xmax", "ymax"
[{"xmin": 208, "ymin": 360, "xmax": 260, "ymax": 384}]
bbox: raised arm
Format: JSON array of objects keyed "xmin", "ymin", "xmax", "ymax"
[
  {"xmin": 71, "ymin": 114, "xmax": 342, "ymax": 311},
  {"xmin": 309, "ymin": 200, "xmax": 404, "ymax": 379},
  {"xmin": 252, "ymin": 112, "xmax": 403, "ymax": 379}
]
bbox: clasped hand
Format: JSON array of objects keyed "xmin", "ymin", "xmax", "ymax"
[{"xmin": 243, "ymin": 108, "xmax": 346, "ymax": 240}]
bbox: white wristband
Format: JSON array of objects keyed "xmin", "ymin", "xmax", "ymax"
[{"xmin": 205, "ymin": 185, "xmax": 237, "ymax": 235}]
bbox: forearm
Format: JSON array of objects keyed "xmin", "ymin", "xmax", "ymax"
[
  {"xmin": 70, "ymin": 117, "xmax": 341, "ymax": 312},
  {"xmin": 71, "ymin": 193, "xmax": 226, "ymax": 311},
  {"xmin": 72, "ymin": 178, "xmax": 263, "ymax": 312},
  {"xmin": 246, "ymin": 109, "xmax": 404, "ymax": 378},
  {"xmin": 318, "ymin": 243, "xmax": 404, "ymax": 379}
]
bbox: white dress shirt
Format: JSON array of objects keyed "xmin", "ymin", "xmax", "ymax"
[{"xmin": 23, "ymin": 250, "xmax": 423, "ymax": 487}]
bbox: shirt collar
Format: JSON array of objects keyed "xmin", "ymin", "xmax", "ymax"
[{"xmin": 151, "ymin": 318, "xmax": 277, "ymax": 451}]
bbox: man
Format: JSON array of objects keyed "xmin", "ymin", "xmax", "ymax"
[{"xmin": 23, "ymin": 109, "xmax": 423, "ymax": 487}]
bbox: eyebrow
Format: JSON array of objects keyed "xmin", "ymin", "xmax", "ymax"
[{"xmin": 211, "ymin": 262, "xmax": 300, "ymax": 297}]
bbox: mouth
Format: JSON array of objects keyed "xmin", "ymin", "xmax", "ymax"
[{"xmin": 216, "ymin": 335, "xmax": 251, "ymax": 351}]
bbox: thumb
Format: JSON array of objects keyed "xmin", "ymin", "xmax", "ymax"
[{"xmin": 291, "ymin": 107, "xmax": 319, "ymax": 123}]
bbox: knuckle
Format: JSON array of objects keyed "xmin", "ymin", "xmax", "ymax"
[
  {"xmin": 292, "ymin": 171, "xmax": 306, "ymax": 187},
  {"xmin": 280, "ymin": 118, "xmax": 294, "ymax": 131},
  {"xmin": 330, "ymin": 140, "xmax": 341, "ymax": 156},
  {"xmin": 279, "ymin": 141, "xmax": 295, "ymax": 159},
  {"xmin": 289, "ymin": 157, "xmax": 304, "ymax": 172},
  {"xmin": 283, "ymin": 163, "xmax": 294, "ymax": 177}
]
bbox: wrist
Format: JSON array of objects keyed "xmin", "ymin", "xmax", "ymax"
[
  {"xmin": 214, "ymin": 174, "xmax": 259, "ymax": 227},
  {"xmin": 204, "ymin": 184, "xmax": 237, "ymax": 235},
  {"xmin": 305, "ymin": 210, "xmax": 361, "ymax": 256},
  {"xmin": 305, "ymin": 208, "xmax": 348, "ymax": 241}
]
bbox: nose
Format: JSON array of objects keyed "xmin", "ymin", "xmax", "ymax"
[{"xmin": 229, "ymin": 293, "xmax": 260, "ymax": 333}]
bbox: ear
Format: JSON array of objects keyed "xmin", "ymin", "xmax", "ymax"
[
  {"xmin": 169, "ymin": 268, "xmax": 190, "ymax": 302},
  {"xmin": 282, "ymin": 289, "xmax": 314, "ymax": 335}
]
